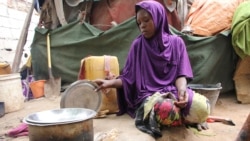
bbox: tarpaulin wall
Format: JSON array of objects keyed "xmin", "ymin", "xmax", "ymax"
[
  {"xmin": 31, "ymin": 18, "xmax": 238, "ymax": 93},
  {"xmin": 31, "ymin": 17, "xmax": 140, "ymax": 84},
  {"xmin": 171, "ymin": 29, "xmax": 238, "ymax": 92}
]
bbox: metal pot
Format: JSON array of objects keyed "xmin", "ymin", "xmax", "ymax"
[
  {"xmin": 24, "ymin": 108, "xmax": 96, "ymax": 141},
  {"xmin": 28, "ymin": 119, "xmax": 93, "ymax": 141}
]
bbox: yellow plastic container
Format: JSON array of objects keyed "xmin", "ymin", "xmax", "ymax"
[
  {"xmin": 79, "ymin": 56, "xmax": 119, "ymax": 80},
  {"xmin": 78, "ymin": 55, "xmax": 119, "ymax": 113}
]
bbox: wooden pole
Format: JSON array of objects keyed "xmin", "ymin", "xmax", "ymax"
[
  {"xmin": 11, "ymin": 0, "xmax": 35, "ymax": 73},
  {"xmin": 236, "ymin": 113, "xmax": 250, "ymax": 141}
]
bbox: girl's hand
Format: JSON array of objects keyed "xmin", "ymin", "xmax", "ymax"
[
  {"xmin": 174, "ymin": 76, "xmax": 188, "ymax": 108},
  {"xmin": 93, "ymin": 78, "xmax": 122, "ymax": 92},
  {"xmin": 93, "ymin": 79, "xmax": 111, "ymax": 91},
  {"xmin": 174, "ymin": 90, "xmax": 188, "ymax": 108}
]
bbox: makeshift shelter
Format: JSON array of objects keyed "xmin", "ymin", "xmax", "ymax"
[
  {"xmin": 29, "ymin": 0, "xmax": 240, "ymax": 93},
  {"xmin": 30, "ymin": 20, "xmax": 237, "ymax": 93}
]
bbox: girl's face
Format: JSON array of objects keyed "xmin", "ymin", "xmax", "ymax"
[{"xmin": 136, "ymin": 9, "xmax": 156, "ymax": 39}]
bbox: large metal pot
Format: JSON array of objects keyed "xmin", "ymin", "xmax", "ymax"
[{"xmin": 23, "ymin": 108, "xmax": 96, "ymax": 141}]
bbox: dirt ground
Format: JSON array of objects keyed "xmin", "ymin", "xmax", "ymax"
[
  {"xmin": 1, "ymin": 1, "xmax": 249, "ymax": 140},
  {"xmin": 0, "ymin": 90, "xmax": 249, "ymax": 141}
]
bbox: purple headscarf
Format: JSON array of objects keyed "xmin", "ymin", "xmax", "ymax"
[{"xmin": 118, "ymin": 0, "xmax": 194, "ymax": 118}]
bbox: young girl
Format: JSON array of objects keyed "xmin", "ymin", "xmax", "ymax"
[{"xmin": 94, "ymin": 0, "xmax": 210, "ymax": 138}]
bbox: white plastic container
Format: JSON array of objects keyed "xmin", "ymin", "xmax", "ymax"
[{"xmin": 0, "ymin": 73, "xmax": 24, "ymax": 113}]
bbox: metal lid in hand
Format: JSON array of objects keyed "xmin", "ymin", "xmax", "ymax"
[{"xmin": 60, "ymin": 80, "xmax": 102, "ymax": 112}]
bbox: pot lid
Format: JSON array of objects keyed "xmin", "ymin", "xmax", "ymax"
[{"xmin": 60, "ymin": 80, "xmax": 102, "ymax": 112}]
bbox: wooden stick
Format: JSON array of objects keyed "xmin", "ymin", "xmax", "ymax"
[{"xmin": 12, "ymin": 0, "xmax": 35, "ymax": 73}]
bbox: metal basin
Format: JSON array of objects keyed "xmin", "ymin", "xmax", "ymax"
[
  {"xmin": 23, "ymin": 108, "xmax": 96, "ymax": 141},
  {"xmin": 188, "ymin": 83, "xmax": 222, "ymax": 114}
]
